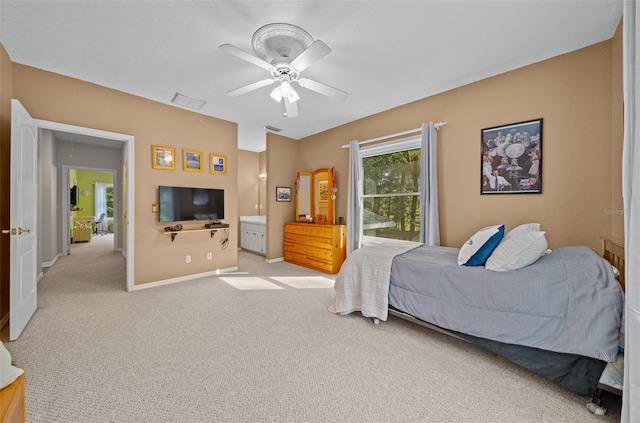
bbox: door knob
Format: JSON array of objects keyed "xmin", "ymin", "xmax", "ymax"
[
  {"xmin": 1, "ymin": 228, "xmax": 16, "ymax": 235},
  {"xmin": 18, "ymin": 227, "xmax": 31, "ymax": 234}
]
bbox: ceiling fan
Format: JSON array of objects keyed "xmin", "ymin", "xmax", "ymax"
[{"xmin": 219, "ymin": 23, "xmax": 348, "ymax": 118}]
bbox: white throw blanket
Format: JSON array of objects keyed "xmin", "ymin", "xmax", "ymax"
[{"xmin": 328, "ymin": 241, "xmax": 422, "ymax": 321}]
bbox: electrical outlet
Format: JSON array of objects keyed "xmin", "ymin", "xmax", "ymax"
[
  {"xmin": 185, "ymin": 255, "xmax": 191, "ymax": 263},
  {"xmin": 207, "ymin": 252, "xmax": 212, "ymax": 260},
  {"xmin": 254, "ymin": 204, "xmax": 258, "ymax": 210}
]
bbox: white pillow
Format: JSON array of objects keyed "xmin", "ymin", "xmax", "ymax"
[
  {"xmin": 0, "ymin": 342, "xmax": 23, "ymax": 389},
  {"xmin": 457, "ymin": 224, "xmax": 505, "ymax": 266},
  {"xmin": 485, "ymin": 223, "xmax": 548, "ymax": 271}
]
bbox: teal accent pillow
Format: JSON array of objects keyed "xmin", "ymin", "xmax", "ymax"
[{"xmin": 457, "ymin": 225, "xmax": 505, "ymax": 266}]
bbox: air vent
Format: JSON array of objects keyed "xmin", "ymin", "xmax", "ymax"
[
  {"xmin": 171, "ymin": 93, "xmax": 206, "ymax": 110},
  {"xmin": 264, "ymin": 125, "xmax": 282, "ymax": 132}
]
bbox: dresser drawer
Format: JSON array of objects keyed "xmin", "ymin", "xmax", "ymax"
[
  {"xmin": 284, "ymin": 233, "xmax": 306, "ymax": 245},
  {"xmin": 306, "ymin": 257, "xmax": 335, "ymax": 273},
  {"xmin": 284, "ymin": 241, "xmax": 306, "ymax": 254},
  {"xmin": 306, "ymin": 235, "xmax": 332, "ymax": 249},
  {"xmin": 306, "ymin": 245, "xmax": 333, "ymax": 263},
  {"xmin": 284, "ymin": 251, "xmax": 306, "ymax": 265},
  {"xmin": 285, "ymin": 224, "xmax": 307, "ymax": 235},
  {"xmin": 306, "ymin": 226, "xmax": 333, "ymax": 238}
]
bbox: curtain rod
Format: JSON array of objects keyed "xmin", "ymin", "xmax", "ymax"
[{"xmin": 341, "ymin": 122, "xmax": 447, "ymax": 149}]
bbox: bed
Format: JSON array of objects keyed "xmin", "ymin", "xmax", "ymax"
[{"xmin": 329, "ymin": 236, "xmax": 625, "ymax": 398}]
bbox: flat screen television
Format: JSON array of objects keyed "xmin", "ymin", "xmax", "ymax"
[
  {"xmin": 70, "ymin": 185, "xmax": 79, "ymax": 207},
  {"xmin": 158, "ymin": 186, "xmax": 225, "ymax": 223}
]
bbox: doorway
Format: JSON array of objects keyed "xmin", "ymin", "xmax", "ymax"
[
  {"xmin": 36, "ymin": 120, "xmax": 135, "ymax": 291},
  {"xmin": 64, "ymin": 167, "xmax": 117, "ymax": 253}
]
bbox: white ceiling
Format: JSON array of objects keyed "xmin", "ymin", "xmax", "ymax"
[{"xmin": 0, "ymin": 1, "xmax": 622, "ymax": 152}]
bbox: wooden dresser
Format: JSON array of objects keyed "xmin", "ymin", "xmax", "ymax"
[
  {"xmin": 0, "ymin": 364, "xmax": 25, "ymax": 423},
  {"xmin": 284, "ymin": 223, "xmax": 346, "ymax": 274}
]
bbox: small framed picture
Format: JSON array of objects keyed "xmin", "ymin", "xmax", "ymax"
[
  {"xmin": 183, "ymin": 149, "xmax": 203, "ymax": 172},
  {"xmin": 481, "ymin": 118, "xmax": 542, "ymax": 194},
  {"xmin": 210, "ymin": 153, "xmax": 227, "ymax": 175},
  {"xmin": 152, "ymin": 145, "xmax": 176, "ymax": 170},
  {"xmin": 318, "ymin": 179, "xmax": 329, "ymax": 203},
  {"xmin": 276, "ymin": 186, "xmax": 292, "ymax": 202}
]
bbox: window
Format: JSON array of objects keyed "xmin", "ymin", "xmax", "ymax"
[
  {"xmin": 361, "ymin": 137, "xmax": 421, "ymax": 242},
  {"xmin": 106, "ymin": 186, "xmax": 114, "ymax": 218}
]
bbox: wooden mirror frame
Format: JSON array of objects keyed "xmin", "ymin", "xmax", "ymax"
[
  {"xmin": 295, "ymin": 172, "xmax": 313, "ymax": 222},
  {"xmin": 295, "ymin": 167, "xmax": 336, "ymax": 224}
]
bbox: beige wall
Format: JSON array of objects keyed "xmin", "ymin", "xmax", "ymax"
[
  {"xmin": 296, "ymin": 38, "xmax": 622, "ymax": 253},
  {"xmin": 0, "ymin": 44, "xmax": 12, "ymax": 323},
  {"xmin": 265, "ymin": 133, "xmax": 298, "ymax": 260},
  {"xmin": 259, "ymin": 151, "xmax": 266, "ymax": 215},
  {"xmin": 610, "ymin": 21, "xmax": 624, "ymax": 240},
  {"xmin": 237, "ymin": 149, "xmax": 260, "ymax": 218},
  {"xmin": 11, "ymin": 64, "xmax": 239, "ymax": 285},
  {"xmin": 237, "ymin": 149, "xmax": 259, "ymax": 243}
]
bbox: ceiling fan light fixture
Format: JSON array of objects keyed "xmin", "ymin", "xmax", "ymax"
[
  {"xmin": 279, "ymin": 79, "xmax": 292, "ymax": 97},
  {"xmin": 221, "ymin": 23, "xmax": 348, "ymax": 117},
  {"xmin": 289, "ymin": 86, "xmax": 300, "ymax": 103},
  {"xmin": 270, "ymin": 82, "xmax": 300, "ymax": 104},
  {"xmin": 269, "ymin": 86, "xmax": 283, "ymax": 103}
]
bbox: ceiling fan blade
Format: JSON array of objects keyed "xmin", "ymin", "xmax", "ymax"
[
  {"xmin": 298, "ymin": 78, "xmax": 349, "ymax": 102},
  {"xmin": 290, "ymin": 40, "xmax": 331, "ymax": 72},
  {"xmin": 227, "ymin": 78, "xmax": 275, "ymax": 97},
  {"xmin": 219, "ymin": 44, "xmax": 274, "ymax": 71},
  {"xmin": 284, "ymin": 97, "xmax": 299, "ymax": 118}
]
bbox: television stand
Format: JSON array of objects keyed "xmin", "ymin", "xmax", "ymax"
[{"xmin": 160, "ymin": 224, "xmax": 229, "ymax": 242}]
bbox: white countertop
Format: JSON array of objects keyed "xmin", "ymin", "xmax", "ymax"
[{"xmin": 240, "ymin": 215, "xmax": 266, "ymax": 224}]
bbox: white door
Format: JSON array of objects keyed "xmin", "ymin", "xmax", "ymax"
[{"xmin": 8, "ymin": 99, "xmax": 38, "ymax": 340}]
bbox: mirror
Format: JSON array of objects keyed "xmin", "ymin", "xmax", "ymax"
[
  {"xmin": 295, "ymin": 172, "xmax": 312, "ymax": 221},
  {"xmin": 295, "ymin": 168, "xmax": 336, "ymax": 224}
]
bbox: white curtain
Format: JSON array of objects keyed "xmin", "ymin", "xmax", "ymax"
[
  {"xmin": 94, "ymin": 182, "xmax": 108, "ymax": 231},
  {"xmin": 419, "ymin": 122, "xmax": 440, "ymax": 246},
  {"xmin": 346, "ymin": 140, "xmax": 362, "ymax": 254},
  {"xmin": 622, "ymin": 1, "xmax": 639, "ymax": 421}
]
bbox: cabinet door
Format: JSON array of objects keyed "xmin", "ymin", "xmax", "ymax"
[
  {"xmin": 241, "ymin": 230, "xmax": 250, "ymax": 249},
  {"xmin": 259, "ymin": 233, "xmax": 266, "ymax": 253},
  {"xmin": 250, "ymin": 232, "xmax": 260, "ymax": 252}
]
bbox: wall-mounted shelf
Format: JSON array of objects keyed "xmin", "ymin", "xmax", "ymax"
[{"xmin": 161, "ymin": 224, "xmax": 229, "ymax": 242}]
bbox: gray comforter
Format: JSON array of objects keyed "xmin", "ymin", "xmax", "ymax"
[{"xmin": 389, "ymin": 245, "xmax": 623, "ymax": 362}]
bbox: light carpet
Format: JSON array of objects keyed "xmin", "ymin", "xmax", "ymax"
[{"xmin": 5, "ymin": 235, "xmax": 621, "ymax": 422}]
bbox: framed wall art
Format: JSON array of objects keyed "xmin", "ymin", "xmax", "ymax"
[
  {"xmin": 318, "ymin": 179, "xmax": 329, "ymax": 203},
  {"xmin": 183, "ymin": 149, "xmax": 203, "ymax": 172},
  {"xmin": 276, "ymin": 187, "xmax": 292, "ymax": 202},
  {"xmin": 210, "ymin": 153, "xmax": 228, "ymax": 175},
  {"xmin": 481, "ymin": 118, "xmax": 542, "ymax": 195},
  {"xmin": 152, "ymin": 145, "xmax": 176, "ymax": 170}
]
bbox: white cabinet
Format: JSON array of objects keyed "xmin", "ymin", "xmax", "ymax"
[
  {"xmin": 240, "ymin": 220, "xmax": 266, "ymax": 255},
  {"xmin": 241, "ymin": 227, "xmax": 251, "ymax": 250}
]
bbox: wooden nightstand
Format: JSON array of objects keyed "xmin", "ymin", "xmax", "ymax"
[{"xmin": 0, "ymin": 363, "xmax": 25, "ymax": 423}]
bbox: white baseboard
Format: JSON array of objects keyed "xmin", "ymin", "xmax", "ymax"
[
  {"xmin": 42, "ymin": 254, "xmax": 60, "ymax": 268},
  {"xmin": 132, "ymin": 265, "xmax": 239, "ymax": 291},
  {"xmin": 265, "ymin": 257, "xmax": 284, "ymax": 264}
]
